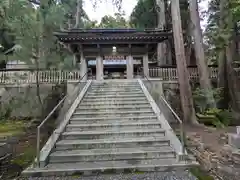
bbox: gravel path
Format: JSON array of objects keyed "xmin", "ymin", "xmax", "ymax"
[{"xmin": 19, "ymin": 171, "xmax": 197, "ymax": 180}]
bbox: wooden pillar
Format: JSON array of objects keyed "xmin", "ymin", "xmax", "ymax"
[
  {"xmin": 167, "ymin": 40, "xmax": 173, "ymax": 65},
  {"xmin": 96, "ymin": 45, "xmax": 103, "ymax": 81},
  {"xmin": 80, "ymin": 50, "xmax": 87, "ymax": 81},
  {"xmin": 73, "ymin": 54, "xmax": 77, "ymax": 67},
  {"xmin": 127, "ymin": 45, "xmax": 133, "ymax": 79},
  {"xmin": 143, "ymin": 54, "xmax": 149, "ymax": 77},
  {"xmin": 127, "ymin": 55, "xmax": 133, "ymax": 79},
  {"xmin": 96, "ymin": 55, "xmax": 103, "ymax": 81}
]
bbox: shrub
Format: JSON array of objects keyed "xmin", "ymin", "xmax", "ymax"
[
  {"xmin": 193, "ymin": 88, "xmax": 223, "ymax": 113},
  {"xmin": 197, "ymin": 108, "xmax": 233, "ymax": 127}
]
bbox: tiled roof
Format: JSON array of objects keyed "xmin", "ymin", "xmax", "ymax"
[{"xmin": 54, "ymin": 28, "xmax": 172, "ymax": 44}]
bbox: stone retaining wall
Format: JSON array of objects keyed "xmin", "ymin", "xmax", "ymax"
[
  {"xmin": 187, "ymin": 134, "xmax": 240, "ymax": 180},
  {"xmin": 0, "ymin": 83, "xmax": 67, "ymax": 178},
  {"xmin": 0, "ymin": 83, "xmax": 66, "ymax": 119}
]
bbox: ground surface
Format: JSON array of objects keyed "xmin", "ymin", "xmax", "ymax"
[
  {"xmin": 183, "ymin": 124, "xmax": 240, "ymax": 180},
  {"xmin": 19, "ymin": 171, "xmax": 197, "ymax": 180},
  {"xmin": 0, "ymin": 120, "xmax": 26, "ymax": 138},
  {"xmin": 184, "ymin": 124, "xmax": 235, "ymax": 157}
]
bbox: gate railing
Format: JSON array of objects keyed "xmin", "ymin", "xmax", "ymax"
[
  {"xmin": 0, "ymin": 67, "xmax": 219, "ymax": 84},
  {"xmin": 149, "ymin": 67, "xmax": 218, "ymax": 80},
  {"xmin": 0, "ymin": 70, "xmax": 82, "ymax": 84}
]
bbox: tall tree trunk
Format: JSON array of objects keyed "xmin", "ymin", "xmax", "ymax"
[
  {"xmin": 189, "ymin": 0, "xmax": 213, "ymax": 101},
  {"xmin": 217, "ymin": 0, "xmax": 229, "ymax": 108},
  {"xmin": 217, "ymin": 50, "xmax": 229, "ymax": 109},
  {"xmin": 226, "ymin": 40, "xmax": 240, "ymax": 112},
  {"xmin": 220, "ymin": 0, "xmax": 240, "ymax": 122},
  {"xmin": 164, "ymin": 0, "xmax": 172, "ymax": 64},
  {"xmin": 185, "ymin": 21, "xmax": 193, "ymax": 66},
  {"xmin": 225, "ymin": 2, "xmax": 240, "ymax": 112},
  {"xmin": 171, "ymin": 0, "xmax": 198, "ymax": 124},
  {"xmin": 34, "ymin": 57, "xmax": 44, "ymax": 117},
  {"xmin": 156, "ymin": 0, "xmax": 167, "ymax": 66},
  {"xmin": 75, "ymin": 0, "xmax": 81, "ymax": 28}
]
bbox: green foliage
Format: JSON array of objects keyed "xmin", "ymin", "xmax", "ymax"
[
  {"xmin": 214, "ymin": 108, "xmax": 233, "ymax": 126},
  {"xmin": 11, "ymin": 146, "xmax": 36, "ymax": 167},
  {"xmin": 98, "ymin": 13, "xmax": 129, "ymax": 28},
  {"xmin": 130, "ymin": 0, "xmax": 157, "ymax": 28},
  {"xmin": 60, "ymin": 0, "xmax": 90, "ymax": 29},
  {"xmin": 197, "ymin": 108, "xmax": 233, "ymax": 127},
  {"xmin": 190, "ymin": 167, "xmax": 214, "ymax": 180},
  {"xmin": 205, "ymin": 0, "xmax": 240, "ymax": 64},
  {"xmin": 0, "ymin": 98, "xmax": 14, "ymax": 120},
  {"xmin": 0, "ymin": 0, "xmax": 94, "ymax": 69},
  {"xmin": 193, "ymin": 88, "xmax": 222, "ymax": 113},
  {"xmin": 194, "ymin": 88, "xmax": 233, "ymax": 127},
  {"xmin": 0, "ymin": 120, "xmax": 26, "ymax": 137}
]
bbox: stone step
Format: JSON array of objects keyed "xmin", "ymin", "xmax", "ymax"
[
  {"xmin": 85, "ymin": 94, "xmax": 145, "ymax": 99},
  {"xmin": 78, "ymin": 101, "xmax": 149, "ymax": 106},
  {"xmin": 55, "ymin": 137, "xmax": 170, "ymax": 150},
  {"xmin": 92, "ymin": 82, "xmax": 138, "ymax": 84},
  {"xmin": 90, "ymin": 87, "xmax": 140, "ymax": 90},
  {"xmin": 61, "ymin": 129, "xmax": 165, "ymax": 140},
  {"xmin": 91, "ymin": 84, "xmax": 139, "ymax": 87},
  {"xmin": 23, "ymin": 159, "xmax": 195, "ymax": 176},
  {"xmin": 70, "ymin": 115, "xmax": 157, "ymax": 121},
  {"xmin": 90, "ymin": 86, "xmax": 141, "ymax": 89},
  {"xmin": 90, "ymin": 87, "xmax": 141, "ymax": 90},
  {"xmin": 81, "ymin": 98, "xmax": 148, "ymax": 103},
  {"xmin": 72, "ymin": 111, "xmax": 155, "ymax": 118},
  {"xmin": 73, "ymin": 110, "xmax": 153, "ymax": 115},
  {"xmin": 66, "ymin": 122, "xmax": 161, "ymax": 131},
  {"xmin": 89, "ymin": 89, "xmax": 142, "ymax": 93},
  {"xmin": 74, "ymin": 107, "xmax": 152, "ymax": 113},
  {"xmin": 77, "ymin": 104, "xmax": 150, "ymax": 109},
  {"xmin": 49, "ymin": 146, "xmax": 175, "ymax": 163},
  {"xmin": 87, "ymin": 91, "xmax": 143, "ymax": 95},
  {"xmin": 86, "ymin": 94, "xmax": 144, "ymax": 97},
  {"xmin": 70, "ymin": 116, "xmax": 158, "ymax": 124}
]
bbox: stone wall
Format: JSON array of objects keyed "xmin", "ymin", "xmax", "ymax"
[
  {"xmin": 55, "ymin": 81, "xmax": 87, "ymax": 126},
  {"xmin": 143, "ymin": 79, "xmax": 181, "ymax": 123},
  {"xmin": 0, "ymin": 83, "xmax": 67, "ymax": 178},
  {"xmin": 187, "ymin": 131, "xmax": 240, "ymax": 180},
  {"xmin": 0, "ymin": 83, "xmax": 66, "ymax": 119},
  {"xmin": 162, "ymin": 83, "xmax": 182, "ymax": 119}
]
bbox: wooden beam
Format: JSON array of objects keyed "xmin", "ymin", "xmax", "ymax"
[
  {"xmin": 57, "ymin": 38, "xmax": 169, "ymax": 45},
  {"xmin": 82, "ymin": 47, "xmax": 149, "ymax": 54}
]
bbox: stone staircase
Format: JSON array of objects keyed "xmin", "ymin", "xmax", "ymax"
[{"xmin": 23, "ymin": 80, "xmax": 197, "ymax": 177}]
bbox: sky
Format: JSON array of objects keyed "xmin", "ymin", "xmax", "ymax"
[
  {"xmin": 83, "ymin": 0, "xmax": 210, "ymax": 25},
  {"xmin": 83, "ymin": 0, "xmax": 137, "ymax": 22}
]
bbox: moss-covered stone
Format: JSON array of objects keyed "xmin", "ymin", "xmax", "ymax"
[
  {"xmin": 11, "ymin": 146, "xmax": 36, "ymax": 168},
  {"xmin": 0, "ymin": 120, "xmax": 26, "ymax": 138},
  {"xmin": 190, "ymin": 167, "xmax": 214, "ymax": 180}
]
